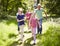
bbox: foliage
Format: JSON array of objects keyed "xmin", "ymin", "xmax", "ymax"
[
  {"xmin": 0, "ymin": 0, "xmax": 27, "ymax": 18},
  {"xmin": 44, "ymin": 0, "xmax": 60, "ymax": 16},
  {"xmin": 0, "ymin": 18, "xmax": 17, "ymax": 46},
  {"xmin": 37, "ymin": 26, "xmax": 60, "ymax": 46},
  {"xmin": 0, "ymin": 18, "xmax": 60, "ymax": 46}
]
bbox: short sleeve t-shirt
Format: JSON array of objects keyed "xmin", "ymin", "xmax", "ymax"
[
  {"xmin": 34, "ymin": 8, "xmax": 44, "ymax": 20},
  {"xmin": 25, "ymin": 12, "xmax": 32, "ymax": 20},
  {"xmin": 30, "ymin": 18, "xmax": 37, "ymax": 28},
  {"xmin": 17, "ymin": 14, "xmax": 25, "ymax": 25}
]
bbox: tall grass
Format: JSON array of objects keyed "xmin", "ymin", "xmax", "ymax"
[
  {"xmin": 37, "ymin": 26, "xmax": 60, "ymax": 46},
  {"xmin": 0, "ymin": 20, "xmax": 17, "ymax": 46}
]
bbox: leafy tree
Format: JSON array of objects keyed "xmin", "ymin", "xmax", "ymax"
[
  {"xmin": 0, "ymin": 0, "xmax": 27, "ymax": 19},
  {"xmin": 44, "ymin": 0, "xmax": 60, "ymax": 16}
]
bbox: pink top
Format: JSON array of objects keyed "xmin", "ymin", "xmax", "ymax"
[
  {"xmin": 30, "ymin": 17, "xmax": 37, "ymax": 28},
  {"xmin": 25, "ymin": 12, "xmax": 32, "ymax": 20}
]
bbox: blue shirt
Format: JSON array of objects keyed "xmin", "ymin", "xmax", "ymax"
[{"xmin": 17, "ymin": 14, "xmax": 25, "ymax": 26}]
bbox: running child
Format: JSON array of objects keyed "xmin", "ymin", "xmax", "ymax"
[
  {"xmin": 25, "ymin": 7, "xmax": 32, "ymax": 29},
  {"xmin": 29, "ymin": 14, "xmax": 37, "ymax": 45},
  {"xmin": 17, "ymin": 8, "xmax": 25, "ymax": 42}
]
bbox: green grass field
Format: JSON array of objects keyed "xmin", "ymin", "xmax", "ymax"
[{"xmin": 0, "ymin": 17, "xmax": 60, "ymax": 46}]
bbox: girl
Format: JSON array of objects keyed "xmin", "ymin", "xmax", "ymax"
[
  {"xmin": 29, "ymin": 14, "xmax": 37, "ymax": 45},
  {"xmin": 25, "ymin": 8, "xmax": 32, "ymax": 29},
  {"xmin": 17, "ymin": 8, "xmax": 25, "ymax": 42}
]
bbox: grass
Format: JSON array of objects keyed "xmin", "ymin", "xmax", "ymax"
[
  {"xmin": 0, "ymin": 16, "xmax": 60, "ymax": 46},
  {"xmin": 22, "ymin": 26, "xmax": 60, "ymax": 46},
  {"xmin": 37, "ymin": 26, "xmax": 60, "ymax": 46},
  {"xmin": 0, "ymin": 17, "xmax": 18, "ymax": 46}
]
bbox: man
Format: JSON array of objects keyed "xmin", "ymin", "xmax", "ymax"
[{"xmin": 34, "ymin": 4, "xmax": 47, "ymax": 34}]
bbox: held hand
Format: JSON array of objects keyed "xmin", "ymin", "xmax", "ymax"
[
  {"xmin": 17, "ymin": 19, "xmax": 25, "ymax": 22},
  {"xmin": 44, "ymin": 11, "xmax": 47, "ymax": 20},
  {"xmin": 20, "ymin": 19, "xmax": 24, "ymax": 21},
  {"xmin": 17, "ymin": 20, "xmax": 20, "ymax": 22}
]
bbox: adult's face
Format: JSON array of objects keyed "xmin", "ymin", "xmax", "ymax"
[{"xmin": 37, "ymin": 5, "xmax": 41, "ymax": 10}]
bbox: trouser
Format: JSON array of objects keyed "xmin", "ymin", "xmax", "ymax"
[
  {"xmin": 19, "ymin": 25, "xmax": 24, "ymax": 41},
  {"xmin": 37, "ymin": 19, "xmax": 42, "ymax": 34},
  {"xmin": 37, "ymin": 25, "xmax": 42, "ymax": 34}
]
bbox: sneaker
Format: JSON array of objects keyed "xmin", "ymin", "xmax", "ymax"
[
  {"xmin": 33, "ymin": 43, "xmax": 36, "ymax": 45},
  {"xmin": 18, "ymin": 41, "xmax": 22, "ymax": 44}
]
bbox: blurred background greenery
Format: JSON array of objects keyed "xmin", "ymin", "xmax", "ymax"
[{"xmin": 0, "ymin": 0, "xmax": 60, "ymax": 46}]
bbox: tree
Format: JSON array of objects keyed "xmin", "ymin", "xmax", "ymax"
[
  {"xmin": 0, "ymin": 0, "xmax": 27, "ymax": 19},
  {"xmin": 44, "ymin": 0, "xmax": 60, "ymax": 16}
]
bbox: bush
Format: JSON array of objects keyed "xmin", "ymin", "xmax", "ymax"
[{"xmin": 37, "ymin": 26, "xmax": 60, "ymax": 46}]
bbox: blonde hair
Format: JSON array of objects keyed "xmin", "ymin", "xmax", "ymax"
[{"xmin": 18, "ymin": 8, "xmax": 23, "ymax": 12}]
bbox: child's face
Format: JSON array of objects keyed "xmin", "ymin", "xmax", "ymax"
[
  {"xmin": 18, "ymin": 10, "xmax": 22, "ymax": 14},
  {"xmin": 18, "ymin": 8, "xmax": 23, "ymax": 14}
]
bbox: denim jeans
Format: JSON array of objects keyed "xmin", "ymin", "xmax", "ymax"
[{"xmin": 37, "ymin": 19, "xmax": 42, "ymax": 34}]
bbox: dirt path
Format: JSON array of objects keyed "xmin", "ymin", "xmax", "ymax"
[
  {"xmin": 16, "ymin": 21, "xmax": 52, "ymax": 46},
  {"xmin": 16, "ymin": 18, "xmax": 60, "ymax": 46}
]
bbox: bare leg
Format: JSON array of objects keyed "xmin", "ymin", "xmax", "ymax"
[{"xmin": 32, "ymin": 28, "xmax": 36, "ymax": 44}]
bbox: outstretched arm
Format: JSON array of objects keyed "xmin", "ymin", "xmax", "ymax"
[{"xmin": 44, "ymin": 11, "xmax": 47, "ymax": 19}]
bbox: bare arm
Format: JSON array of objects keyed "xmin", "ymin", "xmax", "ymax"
[
  {"xmin": 44, "ymin": 11, "xmax": 47, "ymax": 19},
  {"xmin": 17, "ymin": 19, "xmax": 20, "ymax": 22},
  {"xmin": 29, "ymin": 18, "xmax": 32, "ymax": 28},
  {"xmin": 17, "ymin": 19, "xmax": 24, "ymax": 22}
]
